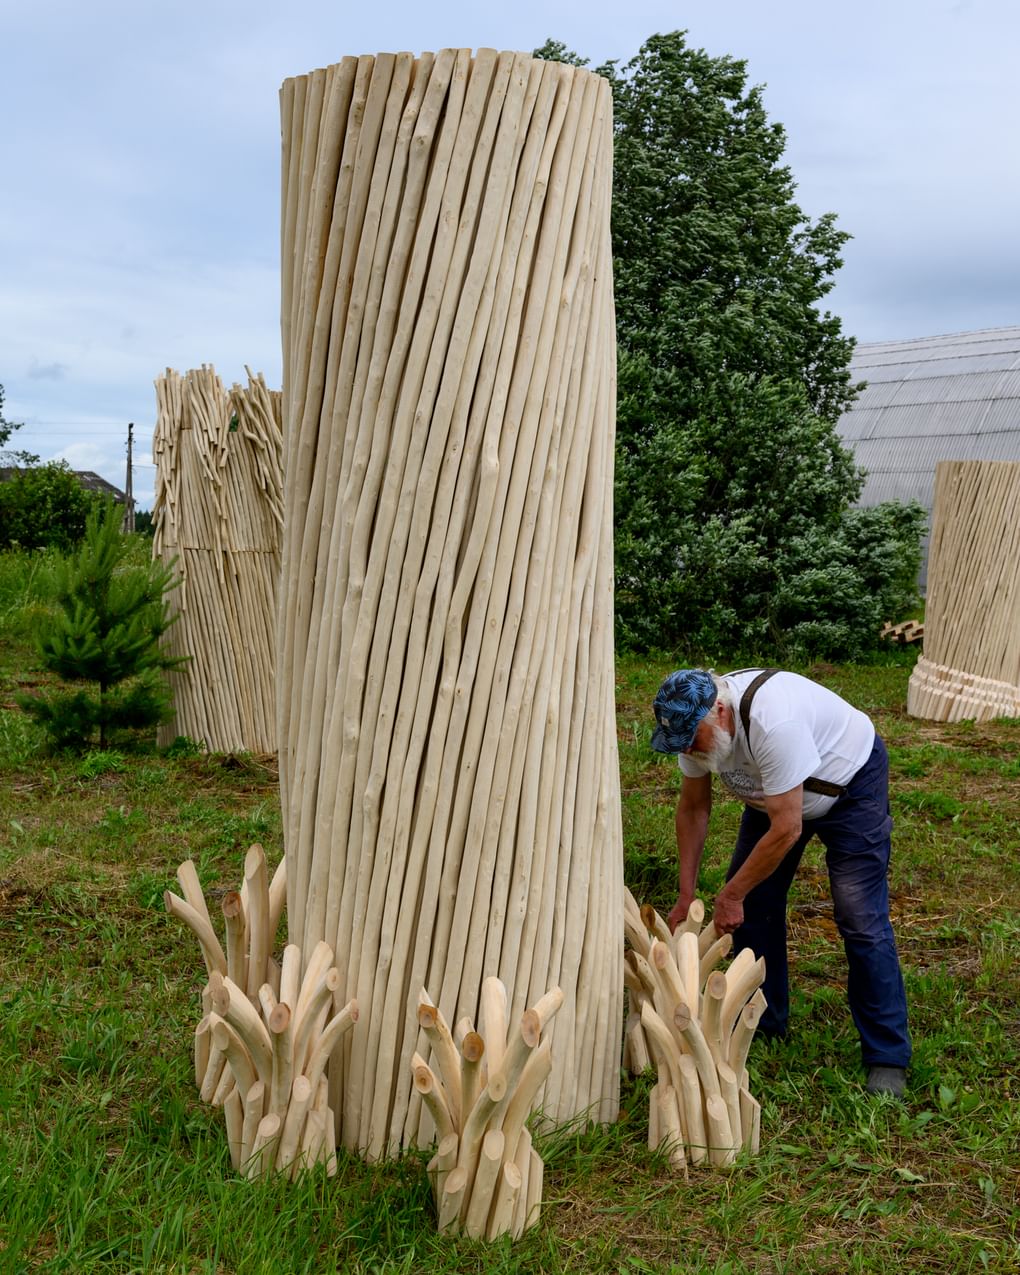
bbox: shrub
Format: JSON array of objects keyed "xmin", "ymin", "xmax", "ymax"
[
  {"xmin": 771, "ymin": 501, "xmax": 927, "ymax": 660},
  {"xmin": 0, "ymin": 462, "xmax": 102, "ymax": 551}
]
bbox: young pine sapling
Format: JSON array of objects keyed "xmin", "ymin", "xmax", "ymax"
[{"xmin": 18, "ymin": 498, "xmax": 185, "ymax": 749}]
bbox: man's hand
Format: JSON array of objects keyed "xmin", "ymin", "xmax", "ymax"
[
  {"xmin": 711, "ymin": 884, "xmax": 744, "ymax": 935},
  {"xmin": 667, "ymin": 895, "xmax": 694, "ymax": 934}
]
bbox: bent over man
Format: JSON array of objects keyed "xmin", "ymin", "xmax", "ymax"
[{"xmin": 651, "ymin": 667, "xmax": 911, "ymax": 1098}]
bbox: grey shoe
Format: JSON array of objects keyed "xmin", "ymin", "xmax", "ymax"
[{"xmin": 866, "ymin": 1065, "xmax": 907, "ymax": 1098}]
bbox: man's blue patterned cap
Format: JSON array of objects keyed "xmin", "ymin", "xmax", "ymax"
[{"xmin": 650, "ymin": 668, "xmax": 717, "ymax": 754}]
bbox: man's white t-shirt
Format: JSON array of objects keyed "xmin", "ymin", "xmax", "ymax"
[{"xmin": 678, "ymin": 670, "xmax": 875, "ymax": 820}]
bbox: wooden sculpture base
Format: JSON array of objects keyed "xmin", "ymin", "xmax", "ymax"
[
  {"xmin": 623, "ymin": 891, "xmax": 765, "ymax": 1170},
  {"xmin": 907, "ymin": 653, "xmax": 1020, "ymax": 722},
  {"xmin": 165, "ymin": 845, "xmax": 358, "ymax": 1178},
  {"xmin": 414, "ymin": 978, "xmax": 562, "ymax": 1240}
]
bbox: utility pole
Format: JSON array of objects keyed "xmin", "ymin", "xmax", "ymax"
[{"xmin": 123, "ymin": 421, "xmax": 136, "ymax": 532}]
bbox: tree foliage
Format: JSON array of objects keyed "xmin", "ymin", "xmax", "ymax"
[
  {"xmin": 17, "ymin": 499, "xmax": 184, "ymax": 750},
  {"xmin": 0, "ymin": 461, "xmax": 101, "ymax": 551},
  {"xmin": 0, "ymin": 382, "xmax": 36, "ymax": 465},
  {"xmin": 535, "ymin": 33, "xmax": 922, "ymax": 658},
  {"xmin": 0, "ymin": 382, "xmax": 21, "ymax": 452},
  {"xmin": 133, "ymin": 509, "xmax": 155, "ymax": 537}
]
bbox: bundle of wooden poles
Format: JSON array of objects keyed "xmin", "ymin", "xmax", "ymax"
[
  {"xmin": 908, "ymin": 461, "xmax": 1020, "ymax": 722},
  {"xmin": 277, "ymin": 48, "xmax": 622, "ymax": 1159},
  {"xmin": 413, "ymin": 977, "xmax": 561, "ymax": 1239},
  {"xmin": 164, "ymin": 845, "xmax": 359, "ymax": 1178},
  {"xmin": 623, "ymin": 890, "xmax": 765, "ymax": 1170},
  {"xmin": 152, "ymin": 365, "xmax": 283, "ymax": 753}
]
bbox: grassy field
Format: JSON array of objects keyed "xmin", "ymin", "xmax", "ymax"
[{"xmin": 1, "ymin": 548, "xmax": 1018, "ymax": 1273}]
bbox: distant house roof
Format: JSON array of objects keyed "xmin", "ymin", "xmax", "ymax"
[
  {"xmin": 74, "ymin": 471, "xmax": 127, "ymax": 501},
  {"xmin": 0, "ymin": 466, "xmax": 127, "ymax": 503},
  {"xmin": 836, "ymin": 326, "xmax": 1020, "ymax": 586}
]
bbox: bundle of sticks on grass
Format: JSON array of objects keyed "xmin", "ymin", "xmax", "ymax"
[
  {"xmin": 413, "ymin": 978, "xmax": 561, "ymax": 1240},
  {"xmin": 152, "ymin": 365, "xmax": 283, "ymax": 753},
  {"xmin": 277, "ymin": 48, "xmax": 621, "ymax": 1159},
  {"xmin": 908, "ymin": 461, "xmax": 1020, "ymax": 722},
  {"xmin": 622, "ymin": 890, "xmax": 765, "ymax": 1171},
  {"xmin": 165, "ymin": 841, "xmax": 359, "ymax": 1178},
  {"xmin": 164, "ymin": 845, "xmax": 359, "ymax": 1178}
]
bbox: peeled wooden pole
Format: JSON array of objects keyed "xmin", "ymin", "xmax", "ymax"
[
  {"xmin": 278, "ymin": 49, "xmax": 620, "ymax": 1158},
  {"xmin": 623, "ymin": 890, "xmax": 767, "ymax": 1170}
]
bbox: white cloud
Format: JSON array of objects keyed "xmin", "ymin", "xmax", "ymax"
[{"xmin": 2, "ymin": 0, "xmax": 1018, "ymax": 503}]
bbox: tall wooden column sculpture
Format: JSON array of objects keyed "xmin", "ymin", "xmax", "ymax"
[
  {"xmin": 908, "ymin": 461, "xmax": 1020, "ymax": 721},
  {"xmin": 278, "ymin": 49, "xmax": 622, "ymax": 1158},
  {"xmin": 153, "ymin": 366, "xmax": 284, "ymax": 753}
]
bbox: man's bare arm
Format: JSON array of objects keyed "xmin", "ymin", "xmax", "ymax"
[
  {"xmin": 667, "ymin": 772, "xmax": 713, "ymax": 932},
  {"xmin": 712, "ymin": 785, "xmax": 803, "ymax": 934}
]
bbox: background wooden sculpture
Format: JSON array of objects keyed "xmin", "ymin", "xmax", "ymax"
[
  {"xmin": 153, "ymin": 365, "xmax": 283, "ymax": 753},
  {"xmin": 277, "ymin": 49, "xmax": 622, "ymax": 1159},
  {"xmin": 623, "ymin": 890, "xmax": 765, "ymax": 1170},
  {"xmin": 908, "ymin": 461, "xmax": 1020, "ymax": 722},
  {"xmin": 165, "ymin": 846, "xmax": 359, "ymax": 1178}
]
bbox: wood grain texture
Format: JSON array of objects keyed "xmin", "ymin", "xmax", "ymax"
[{"xmin": 279, "ymin": 49, "xmax": 622, "ymax": 1159}]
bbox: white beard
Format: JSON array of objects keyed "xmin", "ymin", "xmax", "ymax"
[{"xmin": 688, "ymin": 721, "xmax": 735, "ymax": 772}]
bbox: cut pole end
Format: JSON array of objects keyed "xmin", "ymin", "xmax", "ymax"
[
  {"xmin": 520, "ymin": 1009, "xmax": 541, "ymax": 1048},
  {"xmin": 222, "ymin": 890, "xmax": 243, "ymax": 919},
  {"xmin": 461, "ymin": 1031, "xmax": 485, "ymax": 1063},
  {"xmin": 673, "ymin": 1003, "xmax": 692, "ymax": 1032},
  {"xmin": 244, "ymin": 843, "xmax": 266, "ymax": 875}
]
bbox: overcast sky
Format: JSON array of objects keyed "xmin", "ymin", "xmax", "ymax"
[{"xmin": 2, "ymin": 0, "xmax": 1016, "ymax": 510}]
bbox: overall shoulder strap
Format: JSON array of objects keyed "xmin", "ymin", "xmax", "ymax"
[
  {"xmin": 736, "ymin": 669, "xmax": 848, "ymax": 798},
  {"xmin": 737, "ymin": 669, "xmax": 779, "ymax": 758}
]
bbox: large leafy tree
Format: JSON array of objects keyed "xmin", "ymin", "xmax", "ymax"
[{"xmin": 536, "ymin": 34, "xmax": 920, "ymax": 657}]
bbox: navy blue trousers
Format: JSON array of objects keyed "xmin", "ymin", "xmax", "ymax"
[{"xmin": 726, "ymin": 736, "xmax": 911, "ymax": 1068}]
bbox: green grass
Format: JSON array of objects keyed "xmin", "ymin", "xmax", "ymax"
[{"xmin": 1, "ymin": 567, "xmax": 1018, "ymax": 1272}]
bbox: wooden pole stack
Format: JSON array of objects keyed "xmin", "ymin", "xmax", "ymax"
[
  {"xmin": 152, "ymin": 365, "xmax": 284, "ymax": 753},
  {"xmin": 277, "ymin": 49, "xmax": 621, "ymax": 1159},
  {"xmin": 413, "ymin": 977, "xmax": 561, "ymax": 1239},
  {"xmin": 908, "ymin": 461, "xmax": 1020, "ymax": 722},
  {"xmin": 164, "ymin": 845, "xmax": 359, "ymax": 1178},
  {"xmin": 622, "ymin": 890, "xmax": 765, "ymax": 1171}
]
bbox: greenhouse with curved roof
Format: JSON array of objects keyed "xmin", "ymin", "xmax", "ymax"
[{"xmin": 836, "ymin": 326, "xmax": 1020, "ymax": 586}]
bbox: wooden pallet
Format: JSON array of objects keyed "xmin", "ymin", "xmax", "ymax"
[{"xmin": 880, "ymin": 619, "xmax": 924, "ymax": 645}]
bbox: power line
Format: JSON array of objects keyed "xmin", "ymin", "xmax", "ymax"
[{"xmin": 13, "ymin": 428, "xmax": 151, "ymax": 433}]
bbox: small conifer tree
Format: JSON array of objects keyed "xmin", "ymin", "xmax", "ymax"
[{"xmin": 17, "ymin": 498, "xmax": 185, "ymax": 749}]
